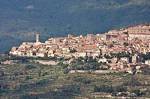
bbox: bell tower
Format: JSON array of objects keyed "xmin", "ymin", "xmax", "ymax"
[{"xmin": 36, "ymin": 33, "xmax": 40, "ymax": 43}]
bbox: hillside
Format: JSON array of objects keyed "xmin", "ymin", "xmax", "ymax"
[
  {"xmin": 0, "ymin": 56, "xmax": 150, "ymax": 98},
  {"xmin": 0, "ymin": 0, "xmax": 150, "ymax": 52}
]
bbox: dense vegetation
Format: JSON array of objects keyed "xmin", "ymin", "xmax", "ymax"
[
  {"xmin": 0, "ymin": 0, "xmax": 150, "ymax": 52},
  {"xmin": 0, "ymin": 56, "xmax": 150, "ymax": 99}
]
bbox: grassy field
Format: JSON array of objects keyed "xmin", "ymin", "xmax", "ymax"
[{"xmin": 0, "ymin": 57, "xmax": 150, "ymax": 99}]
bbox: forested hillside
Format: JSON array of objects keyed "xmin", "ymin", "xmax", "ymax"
[{"xmin": 0, "ymin": 0, "xmax": 150, "ymax": 52}]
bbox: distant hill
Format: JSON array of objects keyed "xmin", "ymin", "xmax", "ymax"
[{"xmin": 0, "ymin": 0, "xmax": 150, "ymax": 52}]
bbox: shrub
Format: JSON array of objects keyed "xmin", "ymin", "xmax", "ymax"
[
  {"xmin": 42, "ymin": 72, "xmax": 49, "ymax": 76},
  {"xmin": 36, "ymin": 79, "xmax": 49, "ymax": 86},
  {"xmin": 25, "ymin": 76, "xmax": 33, "ymax": 80},
  {"xmin": 123, "ymin": 76, "xmax": 141, "ymax": 86},
  {"xmin": 63, "ymin": 68, "xmax": 70, "ymax": 74},
  {"xmin": 113, "ymin": 85, "xmax": 127, "ymax": 92},
  {"xmin": 94, "ymin": 85, "xmax": 113, "ymax": 93},
  {"xmin": 73, "ymin": 76, "xmax": 91, "ymax": 84},
  {"xmin": 61, "ymin": 84, "xmax": 81, "ymax": 95},
  {"xmin": 130, "ymin": 89, "xmax": 144, "ymax": 96},
  {"xmin": 25, "ymin": 64, "xmax": 36, "ymax": 70}
]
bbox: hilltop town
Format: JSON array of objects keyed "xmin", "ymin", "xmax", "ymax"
[
  {"xmin": 9, "ymin": 24, "xmax": 150, "ymax": 73},
  {"xmin": 0, "ymin": 24, "xmax": 149, "ymax": 99}
]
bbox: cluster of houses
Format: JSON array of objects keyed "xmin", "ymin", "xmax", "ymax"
[
  {"xmin": 9, "ymin": 24, "xmax": 150, "ymax": 72},
  {"xmin": 10, "ymin": 33, "xmax": 105, "ymax": 58}
]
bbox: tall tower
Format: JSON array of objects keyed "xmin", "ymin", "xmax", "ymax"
[{"xmin": 36, "ymin": 33, "xmax": 40, "ymax": 43}]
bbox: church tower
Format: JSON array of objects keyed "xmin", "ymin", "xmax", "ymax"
[{"xmin": 36, "ymin": 33, "xmax": 40, "ymax": 43}]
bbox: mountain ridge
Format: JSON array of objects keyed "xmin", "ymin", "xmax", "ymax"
[{"xmin": 0, "ymin": 0, "xmax": 150, "ymax": 52}]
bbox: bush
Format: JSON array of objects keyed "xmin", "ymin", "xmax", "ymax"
[
  {"xmin": 63, "ymin": 68, "xmax": 70, "ymax": 74},
  {"xmin": 60, "ymin": 84, "xmax": 81, "ymax": 95},
  {"xmin": 73, "ymin": 76, "xmax": 91, "ymax": 84},
  {"xmin": 141, "ymin": 67, "xmax": 150, "ymax": 75},
  {"xmin": 94, "ymin": 85, "xmax": 113, "ymax": 93},
  {"xmin": 25, "ymin": 64, "xmax": 36, "ymax": 70},
  {"xmin": 42, "ymin": 72, "xmax": 49, "ymax": 76},
  {"xmin": 25, "ymin": 76, "xmax": 33, "ymax": 80},
  {"xmin": 94, "ymin": 85, "xmax": 127, "ymax": 93},
  {"xmin": 36, "ymin": 79, "xmax": 49, "ymax": 86},
  {"xmin": 130, "ymin": 89, "xmax": 144, "ymax": 96},
  {"xmin": 123, "ymin": 76, "xmax": 141, "ymax": 86},
  {"xmin": 113, "ymin": 85, "xmax": 127, "ymax": 92},
  {"xmin": 0, "ymin": 71, "xmax": 5, "ymax": 77}
]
